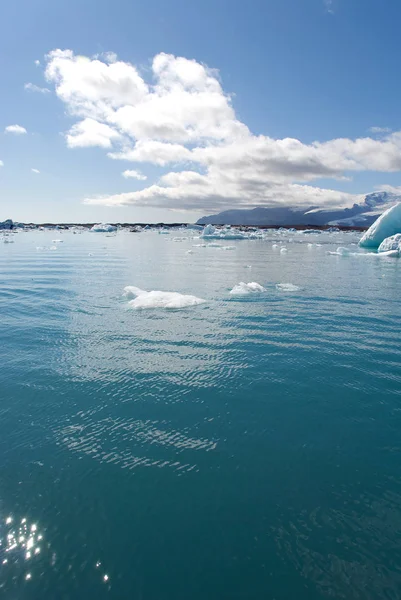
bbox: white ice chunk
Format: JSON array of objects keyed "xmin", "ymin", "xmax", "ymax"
[
  {"xmin": 327, "ymin": 247, "xmax": 351, "ymax": 256},
  {"xmin": 280, "ymin": 247, "xmax": 288, "ymax": 253},
  {"xmin": 378, "ymin": 233, "xmax": 401, "ymax": 254},
  {"xmin": 91, "ymin": 224, "xmax": 117, "ymax": 233},
  {"xmin": 359, "ymin": 202, "xmax": 401, "ymax": 248},
  {"xmin": 276, "ymin": 283, "xmax": 300, "ymax": 292},
  {"xmin": 123, "ymin": 286, "xmax": 205, "ymax": 309},
  {"xmin": 229, "ymin": 282, "xmax": 266, "ymax": 295}
]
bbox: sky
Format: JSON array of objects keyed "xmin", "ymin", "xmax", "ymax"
[{"xmin": 1, "ymin": 0, "xmax": 401, "ymax": 223}]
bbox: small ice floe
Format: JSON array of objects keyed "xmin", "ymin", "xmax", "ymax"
[
  {"xmin": 280, "ymin": 247, "xmax": 288, "ymax": 254},
  {"xmin": 2, "ymin": 238, "xmax": 14, "ymax": 243},
  {"xmin": 52, "ymin": 239, "xmax": 63, "ymax": 243},
  {"xmin": 229, "ymin": 282, "xmax": 266, "ymax": 295},
  {"xmin": 272, "ymin": 244, "xmax": 279, "ymax": 249},
  {"xmin": 186, "ymin": 250, "xmax": 194, "ymax": 254},
  {"xmin": 91, "ymin": 224, "xmax": 117, "ymax": 233},
  {"xmin": 123, "ymin": 286, "xmax": 206, "ymax": 309},
  {"xmin": 327, "ymin": 247, "xmax": 351, "ymax": 256},
  {"xmin": 221, "ymin": 246, "xmax": 235, "ymax": 250},
  {"xmin": 276, "ymin": 283, "xmax": 300, "ymax": 292},
  {"xmin": 193, "ymin": 243, "xmax": 206, "ymax": 248},
  {"xmin": 207, "ymin": 243, "xmax": 222, "ymax": 248}
]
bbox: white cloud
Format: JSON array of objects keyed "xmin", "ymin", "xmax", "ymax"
[
  {"xmin": 31, "ymin": 168, "xmax": 40, "ymax": 174},
  {"xmin": 24, "ymin": 82, "xmax": 51, "ymax": 94},
  {"xmin": 122, "ymin": 169, "xmax": 147, "ymax": 180},
  {"xmin": 0, "ymin": 160, "xmax": 3, "ymax": 167},
  {"xmin": 4, "ymin": 124, "xmax": 27, "ymax": 135},
  {"xmin": 66, "ymin": 118, "xmax": 121, "ymax": 148},
  {"xmin": 44, "ymin": 49, "xmax": 401, "ymax": 213},
  {"xmin": 324, "ymin": 0, "xmax": 334, "ymax": 14},
  {"xmin": 109, "ymin": 141, "xmax": 192, "ymax": 166},
  {"xmin": 369, "ymin": 126, "xmax": 392, "ymax": 134},
  {"xmin": 34, "ymin": 59, "xmax": 41, "ymax": 67}
]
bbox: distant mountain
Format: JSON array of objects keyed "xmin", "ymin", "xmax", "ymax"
[{"xmin": 196, "ymin": 192, "xmax": 399, "ymax": 227}]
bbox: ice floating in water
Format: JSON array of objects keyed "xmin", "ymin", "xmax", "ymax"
[
  {"xmin": 221, "ymin": 246, "xmax": 235, "ymax": 250},
  {"xmin": 123, "ymin": 286, "xmax": 206, "ymax": 309},
  {"xmin": 276, "ymin": 283, "xmax": 300, "ymax": 292},
  {"xmin": 186, "ymin": 250, "xmax": 194, "ymax": 254},
  {"xmin": 52, "ymin": 239, "xmax": 63, "ymax": 243},
  {"xmin": 272, "ymin": 244, "xmax": 278, "ymax": 249},
  {"xmin": 378, "ymin": 234, "xmax": 401, "ymax": 254},
  {"xmin": 201, "ymin": 224, "xmax": 263, "ymax": 240},
  {"xmin": 91, "ymin": 224, "xmax": 117, "ymax": 233},
  {"xmin": 193, "ymin": 243, "xmax": 206, "ymax": 247},
  {"xmin": 280, "ymin": 247, "xmax": 288, "ymax": 254},
  {"xmin": 359, "ymin": 202, "xmax": 401, "ymax": 248},
  {"xmin": 327, "ymin": 247, "xmax": 351, "ymax": 256},
  {"xmin": 229, "ymin": 282, "xmax": 266, "ymax": 295}
]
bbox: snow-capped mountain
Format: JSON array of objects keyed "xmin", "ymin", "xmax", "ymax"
[{"xmin": 197, "ymin": 192, "xmax": 400, "ymax": 227}]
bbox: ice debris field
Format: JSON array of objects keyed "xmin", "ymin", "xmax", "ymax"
[{"xmin": 3, "ymin": 203, "xmax": 401, "ymax": 310}]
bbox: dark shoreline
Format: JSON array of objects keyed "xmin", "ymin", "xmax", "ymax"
[{"xmin": 15, "ymin": 222, "xmax": 368, "ymax": 231}]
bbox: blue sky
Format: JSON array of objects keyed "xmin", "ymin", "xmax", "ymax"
[{"xmin": 1, "ymin": 0, "xmax": 401, "ymax": 223}]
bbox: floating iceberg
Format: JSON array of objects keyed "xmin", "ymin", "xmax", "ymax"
[
  {"xmin": 276, "ymin": 283, "xmax": 300, "ymax": 292},
  {"xmin": 0, "ymin": 219, "xmax": 13, "ymax": 230},
  {"xmin": 359, "ymin": 202, "xmax": 401, "ymax": 248},
  {"xmin": 378, "ymin": 234, "xmax": 401, "ymax": 254},
  {"xmin": 91, "ymin": 223, "xmax": 117, "ymax": 233},
  {"xmin": 200, "ymin": 224, "xmax": 262, "ymax": 240},
  {"xmin": 327, "ymin": 247, "xmax": 351, "ymax": 256},
  {"xmin": 123, "ymin": 286, "xmax": 206, "ymax": 309},
  {"xmin": 229, "ymin": 282, "xmax": 266, "ymax": 295}
]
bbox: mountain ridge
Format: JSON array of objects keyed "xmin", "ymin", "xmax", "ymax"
[{"xmin": 196, "ymin": 192, "xmax": 398, "ymax": 227}]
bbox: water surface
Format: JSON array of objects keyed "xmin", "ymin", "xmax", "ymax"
[{"xmin": 1, "ymin": 228, "xmax": 401, "ymax": 599}]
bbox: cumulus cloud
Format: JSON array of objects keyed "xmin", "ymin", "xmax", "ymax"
[
  {"xmin": 24, "ymin": 82, "xmax": 50, "ymax": 94},
  {"xmin": 66, "ymin": 118, "xmax": 121, "ymax": 148},
  {"xmin": 0, "ymin": 160, "xmax": 3, "ymax": 167},
  {"xmin": 34, "ymin": 60, "xmax": 41, "ymax": 67},
  {"xmin": 4, "ymin": 124, "xmax": 27, "ymax": 135},
  {"xmin": 122, "ymin": 169, "xmax": 147, "ymax": 180},
  {"xmin": 31, "ymin": 168, "xmax": 40, "ymax": 174},
  {"xmin": 44, "ymin": 49, "xmax": 401, "ymax": 212}
]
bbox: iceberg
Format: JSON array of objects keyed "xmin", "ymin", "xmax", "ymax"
[
  {"xmin": 201, "ymin": 224, "xmax": 263, "ymax": 240},
  {"xmin": 0, "ymin": 219, "xmax": 13, "ymax": 230},
  {"xmin": 327, "ymin": 247, "xmax": 351, "ymax": 256},
  {"xmin": 229, "ymin": 282, "xmax": 266, "ymax": 295},
  {"xmin": 378, "ymin": 234, "xmax": 401, "ymax": 254},
  {"xmin": 276, "ymin": 283, "xmax": 300, "ymax": 292},
  {"xmin": 359, "ymin": 202, "xmax": 401, "ymax": 248},
  {"xmin": 123, "ymin": 286, "xmax": 206, "ymax": 309},
  {"xmin": 91, "ymin": 223, "xmax": 117, "ymax": 233}
]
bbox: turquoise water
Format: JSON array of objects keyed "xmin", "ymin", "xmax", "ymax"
[{"xmin": 1, "ymin": 228, "xmax": 401, "ymax": 599}]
